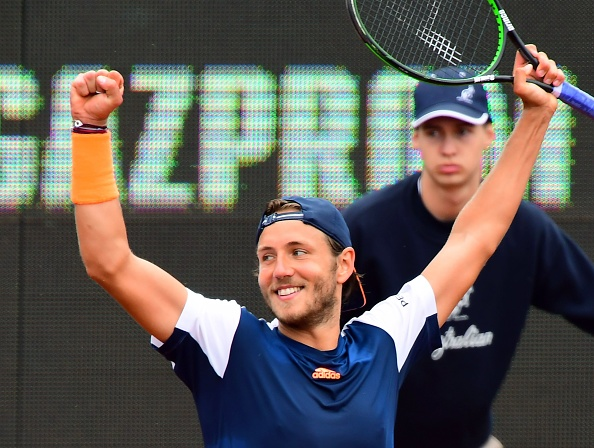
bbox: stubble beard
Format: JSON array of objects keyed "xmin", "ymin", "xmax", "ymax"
[{"xmin": 264, "ymin": 273, "xmax": 338, "ymax": 330}]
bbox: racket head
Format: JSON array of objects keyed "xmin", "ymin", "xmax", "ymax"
[{"xmin": 347, "ymin": 0, "xmax": 507, "ymax": 84}]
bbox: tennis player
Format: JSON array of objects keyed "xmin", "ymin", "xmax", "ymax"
[
  {"xmin": 341, "ymin": 62, "xmax": 594, "ymax": 448},
  {"xmin": 70, "ymin": 47, "xmax": 563, "ymax": 447}
]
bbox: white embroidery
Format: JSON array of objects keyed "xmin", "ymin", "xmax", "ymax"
[
  {"xmin": 431, "ymin": 286, "xmax": 494, "ymax": 360},
  {"xmin": 457, "ymin": 85, "xmax": 476, "ymax": 104}
]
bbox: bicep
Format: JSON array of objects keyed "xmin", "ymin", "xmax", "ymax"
[
  {"xmin": 102, "ymin": 254, "xmax": 188, "ymax": 341},
  {"xmin": 75, "ymin": 200, "xmax": 187, "ymax": 341}
]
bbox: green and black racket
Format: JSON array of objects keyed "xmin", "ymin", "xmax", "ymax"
[{"xmin": 347, "ymin": 0, "xmax": 594, "ymax": 119}]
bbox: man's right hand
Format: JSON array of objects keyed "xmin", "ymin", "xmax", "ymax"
[
  {"xmin": 70, "ymin": 69, "xmax": 124, "ymax": 127},
  {"xmin": 513, "ymin": 44, "xmax": 564, "ymax": 115}
]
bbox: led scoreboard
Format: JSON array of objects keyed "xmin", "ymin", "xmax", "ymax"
[{"xmin": 0, "ymin": 64, "xmax": 575, "ymax": 212}]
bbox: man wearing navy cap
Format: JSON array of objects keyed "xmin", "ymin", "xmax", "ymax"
[
  {"xmin": 69, "ymin": 48, "xmax": 565, "ymax": 447},
  {"xmin": 341, "ymin": 66, "xmax": 594, "ymax": 446}
]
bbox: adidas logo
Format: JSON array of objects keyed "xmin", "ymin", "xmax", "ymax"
[{"xmin": 312, "ymin": 367, "xmax": 341, "ymax": 380}]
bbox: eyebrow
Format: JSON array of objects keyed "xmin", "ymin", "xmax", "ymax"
[{"xmin": 257, "ymin": 241, "xmax": 307, "ymax": 253}]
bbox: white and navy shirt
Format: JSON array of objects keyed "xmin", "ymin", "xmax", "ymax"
[{"xmin": 152, "ymin": 275, "xmax": 440, "ymax": 448}]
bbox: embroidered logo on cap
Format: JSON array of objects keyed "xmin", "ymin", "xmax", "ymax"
[{"xmin": 457, "ymin": 86, "xmax": 475, "ymax": 104}]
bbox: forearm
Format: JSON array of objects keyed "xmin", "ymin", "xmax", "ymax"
[
  {"xmin": 75, "ymin": 200, "xmax": 131, "ymax": 277},
  {"xmin": 72, "ymin": 132, "xmax": 131, "ymax": 277},
  {"xmin": 453, "ymin": 105, "xmax": 555, "ymax": 254}
]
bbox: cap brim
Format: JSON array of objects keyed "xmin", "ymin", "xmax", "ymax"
[{"xmin": 412, "ymin": 105, "xmax": 490, "ymax": 128}]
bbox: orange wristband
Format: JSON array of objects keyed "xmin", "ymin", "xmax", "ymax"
[{"xmin": 71, "ymin": 131, "xmax": 119, "ymax": 204}]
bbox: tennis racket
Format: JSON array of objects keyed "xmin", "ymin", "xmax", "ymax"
[{"xmin": 346, "ymin": 0, "xmax": 594, "ymax": 119}]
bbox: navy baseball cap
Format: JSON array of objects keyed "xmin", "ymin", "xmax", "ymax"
[
  {"xmin": 412, "ymin": 67, "xmax": 491, "ymax": 128},
  {"xmin": 256, "ymin": 196, "xmax": 367, "ymax": 312}
]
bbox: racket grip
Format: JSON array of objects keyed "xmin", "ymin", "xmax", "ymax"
[{"xmin": 553, "ymin": 82, "xmax": 594, "ymax": 119}]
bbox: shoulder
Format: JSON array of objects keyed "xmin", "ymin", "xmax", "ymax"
[
  {"xmin": 350, "ymin": 276, "xmax": 437, "ymax": 337},
  {"xmin": 346, "ymin": 275, "xmax": 440, "ymax": 369},
  {"xmin": 501, "ymin": 201, "xmax": 586, "ymax": 263},
  {"xmin": 512, "ymin": 200, "xmax": 564, "ymax": 235},
  {"xmin": 159, "ymin": 289, "xmax": 245, "ymax": 348},
  {"xmin": 516, "ymin": 199, "xmax": 554, "ymax": 220},
  {"xmin": 153, "ymin": 292, "xmax": 268, "ymax": 378}
]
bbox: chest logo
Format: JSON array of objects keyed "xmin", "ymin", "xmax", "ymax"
[{"xmin": 312, "ymin": 367, "xmax": 341, "ymax": 380}]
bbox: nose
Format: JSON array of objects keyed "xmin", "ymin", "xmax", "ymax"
[
  {"xmin": 440, "ymin": 135, "xmax": 457, "ymax": 156},
  {"xmin": 273, "ymin": 253, "xmax": 294, "ymax": 279}
]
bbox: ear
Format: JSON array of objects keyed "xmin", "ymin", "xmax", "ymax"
[
  {"xmin": 412, "ymin": 128, "xmax": 419, "ymax": 148},
  {"xmin": 412, "ymin": 129, "xmax": 425, "ymax": 160},
  {"xmin": 336, "ymin": 247, "xmax": 356, "ymax": 285},
  {"xmin": 484, "ymin": 122, "xmax": 496, "ymax": 147}
]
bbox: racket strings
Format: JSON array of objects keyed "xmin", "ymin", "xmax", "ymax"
[{"xmin": 355, "ymin": 0, "xmax": 503, "ymax": 77}]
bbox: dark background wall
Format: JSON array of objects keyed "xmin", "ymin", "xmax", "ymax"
[{"xmin": 1, "ymin": 1, "xmax": 593, "ymax": 446}]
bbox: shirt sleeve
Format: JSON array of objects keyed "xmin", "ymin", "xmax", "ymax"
[
  {"xmin": 350, "ymin": 275, "xmax": 441, "ymax": 371},
  {"xmin": 151, "ymin": 288, "xmax": 242, "ymax": 378}
]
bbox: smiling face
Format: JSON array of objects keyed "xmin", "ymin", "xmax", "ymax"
[
  {"xmin": 256, "ymin": 218, "xmax": 352, "ymax": 330},
  {"xmin": 413, "ymin": 116, "xmax": 495, "ymax": 189}
]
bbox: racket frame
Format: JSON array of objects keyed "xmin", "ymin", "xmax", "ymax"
[{"xmin": 346, "ymin": 0, "xmax": 550, "ymax": 90}]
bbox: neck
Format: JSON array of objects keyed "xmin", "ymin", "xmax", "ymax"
[
  {"xmin": 278, "ymin": 317, "xmax": 341, "ymax": 351},
  {"xmin": 418, "ymin": 173, "xmax": 481, "ymax": 222}
]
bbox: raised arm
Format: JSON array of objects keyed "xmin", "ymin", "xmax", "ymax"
[
  {"xmin": 423, "ymin": 47, "xmax": 566, "ymax": 326},
  {"xmin": 71, "ymin": 70, "xmax": 187, "ymax": 341}
]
